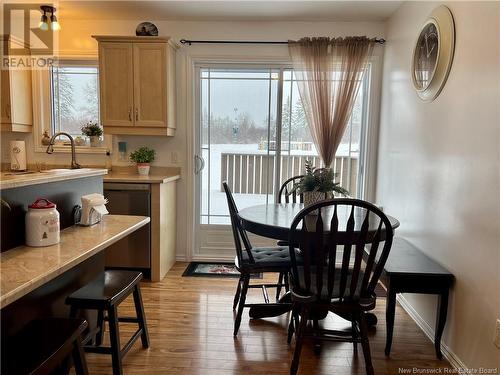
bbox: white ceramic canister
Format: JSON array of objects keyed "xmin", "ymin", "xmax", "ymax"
[{"xmin": 25, "ymin": 198, "xmax": 60, "ymax": 247}]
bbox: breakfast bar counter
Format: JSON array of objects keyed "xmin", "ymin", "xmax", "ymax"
[
  {"xmin": 0, "ymin": 168, "xmax": 108, "ymax": 190},
  {"xmin": 0, "ymin": 215, "xmax": 150, "ymax": 309}
]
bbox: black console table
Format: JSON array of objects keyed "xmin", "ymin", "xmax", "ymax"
[{"xmin": 377, "ymin": 237, "xmax": 454, "ymax": 359}]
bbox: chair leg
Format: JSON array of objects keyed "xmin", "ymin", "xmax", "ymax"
[
  {"xmin": 290, "ymin": 306, "xmax": 308, "ymax": 375},
  {"xmin": 233, "ymin": 276, "xmax": 243, "ymax": 310},
  {"xmin": 133, "ymin": 284, "xmax": 150, "ymax": 348},
  {"xmin": 95, "ymin": 309, "xmax": 105, "ymax": 346},
  {"xmin": 276, "ymin": 272, "xmax": 284, "ymax": 301},
  {"xmin": 358, "ymin": 313, "xmax": 374, "ymax": 375},
  {"xmin": 287, "ymin": 309, "xmax": 295, "ymax": 344},
  {"xmin": 107, "ymin": 306, "xmax": 123, "ymax": 375},
  {"xmin": 352, "ymin": 315, "xmax": 358, "ymax": 354},
  {"xmin": 284, "ymin": 272, "xmax": 289, "ymax": 292},
  {"xmin": 312, "ymin": 319, "xmax": 321, "ymax": 355},
  {"xmin": 72, "ymin": 338, "xmax": 89, "ymax": 375},
  {"xmin": 233, "ymin": 274, "xmax": 250, "ymax": 337}
]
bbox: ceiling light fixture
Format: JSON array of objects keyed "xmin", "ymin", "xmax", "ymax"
[{"xmin": 39, "ymin": 5, "xmax": 61, "ymax": 31}]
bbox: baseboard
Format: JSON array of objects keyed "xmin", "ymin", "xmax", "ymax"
[{"xmin": 396, "ymin": 294, "xmax": 468, "ymax": 370}]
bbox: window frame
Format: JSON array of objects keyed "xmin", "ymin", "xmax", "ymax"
[{"xmin": 33, "ymin": 58, "xmax": 111, "ymax": 155}]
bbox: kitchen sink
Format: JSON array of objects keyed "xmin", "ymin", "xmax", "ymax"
[
  {"xmin": 40, "ymin": 169, "xmax": 72, "ymax": 173},
  {"xmin": 40, "ymin": 168, "xmax": 93, "ymax": 174}
]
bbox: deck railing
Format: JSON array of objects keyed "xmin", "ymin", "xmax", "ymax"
[{"xmin": 221, "ymin": 153, "xmax": 358, "ymax": 196}]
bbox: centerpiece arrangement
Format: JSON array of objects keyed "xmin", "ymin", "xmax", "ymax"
[
  {"xmin": 81, "ymin": 121, "xmax": 103, "ymax": 147},
  {"xmin": 130, "ymin": 146, "xmax": 156, "ymax": 175},
  {"xmin": 288, "ymin": 160, "xmax": 349, "ymax": 208}
]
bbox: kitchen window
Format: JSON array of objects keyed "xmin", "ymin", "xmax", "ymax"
[
  {"xmin": 32, "ymin": 59, "xmax": 110, "ymax": 154},
  {"xmin": 50, "ymin": 63, "xmax": 100, "ymax": 137}
]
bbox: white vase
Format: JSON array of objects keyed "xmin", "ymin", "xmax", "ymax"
[
  {"xmin": 89, "ymin": 136, "xmax": 101, "ymax": 147},
  {"xmin": 137, "ymin": 163, "xmax": 150, "ymax": 175}
]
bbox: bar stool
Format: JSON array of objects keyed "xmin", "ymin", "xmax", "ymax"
[
  {"xmin": 2, "ymin": 318, "xmax": 88, "ymax": 375},
  {"xmin": 66, "ymin": 270, "xmax": 150, "ymax": 375}
]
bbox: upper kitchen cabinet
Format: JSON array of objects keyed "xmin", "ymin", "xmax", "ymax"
[
  {"xmin": 1, "ymin": 35, "xmax": 33, "ymax": 133},
  {"xmin": 93, "ymin": 36, "xmax": 178, "ymax": 136}
]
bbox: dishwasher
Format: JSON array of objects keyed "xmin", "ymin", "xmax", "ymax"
[{"xmin": 103, "ymin": 183, "xmax": 151, "ymax": 277}]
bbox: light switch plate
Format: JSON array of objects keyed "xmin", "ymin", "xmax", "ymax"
[
  {"xmin": 171, "ymin": 151, "xmax": 178, "ymax": 164},
  {"xmin": 494, "ymin": 319, "xmax": 500, "ymax": 349}
]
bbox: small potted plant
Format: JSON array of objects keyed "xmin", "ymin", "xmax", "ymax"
[
  {"xmin": 130, "ymin": 146, "xmax": 155, "ymax": 175},
  {"xmin": 81, "ymin": 121, "xmax": 103, "ymax": 147},
  {"xmin": 288, "ymin": 159, "xmax": 349, "ymax": 209}
]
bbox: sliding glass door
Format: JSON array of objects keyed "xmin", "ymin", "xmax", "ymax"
[{"xmin": 194, "ymin": 64, "xmax": 370, "ymax": 257}]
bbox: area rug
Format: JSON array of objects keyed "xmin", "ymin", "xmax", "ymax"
[{"xmin": 182, "ymin": 262, "xmax": 262, "ymax": 279}]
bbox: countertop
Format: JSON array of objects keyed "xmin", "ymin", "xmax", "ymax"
[
  {"xmin": 104, "ymin": 171, "xmax": 180, "ymax": 184},
  {"xmin": 0, "ymin": 214, "xmax": 150, "ymax": 309},
  {"xmin": 0, "ymin": 168, "xmax": 108, "ymax": 190}
]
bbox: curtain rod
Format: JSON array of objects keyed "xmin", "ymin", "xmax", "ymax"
[{"xmin": 179, "ymin": 38, "xmax": 386, "ymax": 46}]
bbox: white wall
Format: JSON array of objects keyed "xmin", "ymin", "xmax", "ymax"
[
  {"xmin": 377, "ymin": 1, "xmax": 500, "ymax": 369},
  {"xmin": 1, "ymin": 19, "xmax": 385, "ymax": 261}
]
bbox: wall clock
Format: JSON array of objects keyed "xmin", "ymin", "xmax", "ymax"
[{"xmin": 412, "ymin": 5, "xmax": 455, "ymax": 101}]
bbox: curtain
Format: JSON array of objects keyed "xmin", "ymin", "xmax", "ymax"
[{"xmin": 288, "ymin": 37, "xmax": 374, "ymax": 167}]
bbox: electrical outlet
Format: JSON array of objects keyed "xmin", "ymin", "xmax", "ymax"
[
  {"xmin": 171, "ymin": 151, "xmax": 178, "ymax": 164},
  {"xmin": 494, "ymin": 319, "xmax": 500, "ymax": 349}
]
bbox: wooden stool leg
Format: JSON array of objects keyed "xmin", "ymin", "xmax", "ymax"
[
  {"xmin": 69, "ymin": 306, "xmax": 78, "ymax": 318},
  {"xmin": 133, "ymin": 285, "xmax": 150, "ymax": 348},
  {"xmin": 107, "ymin": 306, "xmax": 123, "ymax": 375},
  {"xmin": 72, "ymin": 338, "xmax": 89, "ymax": 375},
  {"xmin": 95, "ymin": 309, "xmax": 105, "ymax": 346}
]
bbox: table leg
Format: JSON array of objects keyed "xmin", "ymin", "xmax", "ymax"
[
  {"xmin": 434, "ymin": 290, "xmax": 449, "ymax": 359},
  {"xmin": 385, "ymin": 287, "xmax": 397, "ymax": 356}
]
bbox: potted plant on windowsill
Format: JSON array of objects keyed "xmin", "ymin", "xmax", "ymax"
[
  {"xmin": 288, "ymin": 159, "xmax": 349, "ymax": 209},
  {"xmin": 130, "ymin": 147, "xmax": 156, "ymax": 176},
  {"xmin": 81, "ymin": 121, "xmax": 103, "ymax": 147}
]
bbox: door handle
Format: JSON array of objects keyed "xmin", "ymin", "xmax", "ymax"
[
  {"xmin": 194, "ymin": 154, "xmax": 205, "ymax": 175},
  {"xmin": 135, "ymin": 108, "xmax": 139, "ymax": 121},
  {"xmin": 128, "ymin": 108, "xmax": 132, "ymax": 121},
  {"xmin": 6, "ymin": 104, "xmax": 10, "ymax": 119}
]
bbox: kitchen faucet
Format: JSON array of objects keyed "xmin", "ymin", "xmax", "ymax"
[{"xmin": 46, "ymin": 132, "xmax": 82, "ymax": 169}]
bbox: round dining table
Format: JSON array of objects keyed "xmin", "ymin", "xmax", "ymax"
[
  {"xmin": 239, "ymin": 203, "xmax": 400, "ymax": 241},
  {"xmin": 237, "ymin": 203, "xmax": 400, "ymax": 322}
]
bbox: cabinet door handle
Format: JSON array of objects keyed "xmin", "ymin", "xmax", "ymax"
[
  {"xmin": 135, "ymin": 108, "xmax": 139, "ymax": 121},
  {"xmin": 128, "ymin": 108, "xmax": 132, "ymax": 121},
  {"xmin": 6, "ymin": 104, "xmax": 10, "ymax": 119}
]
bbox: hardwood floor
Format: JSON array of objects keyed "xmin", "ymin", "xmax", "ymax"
[{"xmin": 84, "ymin": 263, "xmax": 452, "ymax": 374}]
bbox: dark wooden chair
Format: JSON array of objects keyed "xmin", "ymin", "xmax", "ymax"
[
  {"xmin": 223, "ymin": 181, "xmax": 300, "ymax": 336},
  {"xmin": 66, "ymin": 270, "xmax": 150, "ymax": 375},
  {"xmin": 278, "ymin": 175, "xmax": 305, "ymax": 204},
  {"xmin": 287, "ymin": 198, "xmax": 394, "ymax": 375},
  {"xmin": 3, "ymin": 318, "xmax": 89, "ymax": 375}
]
